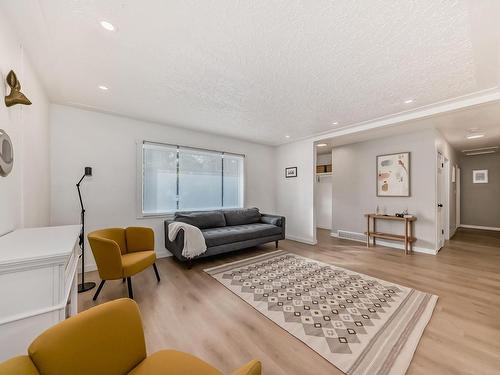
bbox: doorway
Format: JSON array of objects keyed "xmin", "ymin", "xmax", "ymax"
[
  {"xmin": 436, "ymin": 152, "xmax": 450, "ymax": 250},
  {"xmin": 315, "ymin": 142, "xmax": 333, "ymax": 231}
]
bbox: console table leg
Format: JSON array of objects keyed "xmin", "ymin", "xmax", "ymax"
[
  {"xmin": 404, "ymin": 219, "xmax": 409, "ymax": 255},
  {"xmin": 366, "ymin": 216, "xmax": 370, "ymax": 248},
  {"xmin": 409, "ymin": 221, "xmax": 413, "ymax": 254},
  {"xmin": 373, "ymin": 218, "xmax": 376, "ymax": 246}
]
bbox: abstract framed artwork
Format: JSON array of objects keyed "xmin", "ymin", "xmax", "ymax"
[
  {"xmin": 472, "ymin": 169, "xmax": 488, "ymax": 184},
  {"xmin": 285, "ymin": 166, "xmax": 297, "ymax": 178},
  {"xmin": 376, "ymin": 152, "xmax": 410, "ymax": 197}
]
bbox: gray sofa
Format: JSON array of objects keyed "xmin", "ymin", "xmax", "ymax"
[{"xmin": 164, "ymin": 208, "xmax": 285, "ymax": 266}]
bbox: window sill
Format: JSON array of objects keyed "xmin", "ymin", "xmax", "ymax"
[{"xmin": 136, "ymin": 213, "xmax": 175, "ymax": 220}]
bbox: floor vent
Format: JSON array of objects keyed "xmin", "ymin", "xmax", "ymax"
[{"xmin": 337, "ymin": 230, "xmax": 366, "ymax": 242}]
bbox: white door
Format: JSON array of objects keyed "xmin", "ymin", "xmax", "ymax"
[
  {"xmin": 437, "ymin": 152, "xmax": 445, "ymax": 249},
  {"xmin": 456, "ymin": 167, "xmax": 461, "ymax": 228}
]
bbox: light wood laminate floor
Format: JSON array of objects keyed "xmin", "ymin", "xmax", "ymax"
[{"xmin": 79, "ymin": 228, "xmax": 500, "ymax": 375}]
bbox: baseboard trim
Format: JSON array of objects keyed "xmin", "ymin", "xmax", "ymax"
[
  {"xmin": 286, "ymin": 235, "xmax": 317, "ymax": 245},
  {"xmin": 330, "ymin": 231, "xmax": 437, "ymax": 255},
  {"xmin": 80, "ymin": 251, "xmax": 172, "ymax": 274},
  {"xmin": 316, "ymin": 225, "xmax": 332, "ymax": 230},
  {"xmin": 460, "ymin": 224, "xmax": 500, "ymax": 232}
]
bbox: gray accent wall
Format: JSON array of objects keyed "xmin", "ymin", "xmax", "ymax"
[
  {"xmin": 332, "ymin": 129, "xmax": 439, "ymax": 251},
  {"xmin": 460, "ymin": 153, "xmax": 500, "ymax": 228}
]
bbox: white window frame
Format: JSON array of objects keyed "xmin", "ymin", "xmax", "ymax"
[{"xmin": 136, "ymin": 140, "xmax": 245, "ymax": 218}]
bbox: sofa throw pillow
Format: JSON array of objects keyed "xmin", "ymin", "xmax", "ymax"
[
  {"xmin": 174, "ymin": 211, "xmax": 226, "ymax": 229},
  {"xmin": 223, "ymin": 208, "xmax": 261, "ymax": 226}
]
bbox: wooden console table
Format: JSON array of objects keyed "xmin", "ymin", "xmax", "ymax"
[{"xmin": 364, "ymin": 214, "xmax": 416, "ymax": 255}]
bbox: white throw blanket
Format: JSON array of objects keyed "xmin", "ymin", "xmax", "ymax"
[{"xmin": 168, "ymin": 222, "xmax": 207, "ymax": 259}]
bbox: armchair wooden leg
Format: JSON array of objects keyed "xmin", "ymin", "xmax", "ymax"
[
  {"xmin": 153, "ymin": 263, "xmax": 160, "ymax": 282},
  {"xmin": 93, "ymin": 280, "xmax": 106, "ymax": 301},
  {"xmin": 127, "ymin": 277, "xmax": 133, "ymax": 299},
  {"xmin": 275, "ymin": 240, "xmax": 279, "ymax": 249},
  {"xmin": 122, "ymin": 278, "xmax": 125, "ymax": 283}
]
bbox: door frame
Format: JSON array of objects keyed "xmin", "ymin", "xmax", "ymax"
[
  {"xmin": 435, "ymin": 151, "xmax": 450, "ymax": 251},
  {"xmin": 456, "ymin": 167, "xmax": 461, "ymax": 228}
]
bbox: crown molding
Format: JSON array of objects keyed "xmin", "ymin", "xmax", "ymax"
[{"xmin": 276, "ymin": 86, "xmax": 500, "ymax": 146}]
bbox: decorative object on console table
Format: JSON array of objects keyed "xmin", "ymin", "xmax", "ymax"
[
  {"xmin": 285, "ymin": 166, "xmax": 297, "ymax": 178},
  {"xmin": 4, "ymin": 70, "xmax": 32, "ymax": 107},
  {"xmin": 364, "ymin": 213, "xmax": 416, "ymax": 255},
  {"xmin": 76, "ymin": 166, "xmax": 96, "ymax": 293},
  {"xmin": 376, "ymin": 152, "xmax": 410, "ymax": 197}
]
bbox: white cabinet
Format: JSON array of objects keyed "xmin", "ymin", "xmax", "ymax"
[{"xmin": 0, "ymin": 225, "xmax": 80, "ymax": 360}]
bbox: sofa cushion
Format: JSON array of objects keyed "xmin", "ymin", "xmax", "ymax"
[
  {"xmin": 223, "ymin": 208, "xmax": 261, "ymax": 226},
  {"xmin": 174, "ymin": 211, "xmax": 226, "ymax": 229},
  {"xmin": 201, "ymin": 223, "xmax": 282, "ymax": 247}
]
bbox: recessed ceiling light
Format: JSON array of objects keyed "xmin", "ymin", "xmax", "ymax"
[
  {"xmin": 98, "ymin": 85, "xmax": 109, "ymax": 91},
  {"xmin": 332, "ymin": 122, "xmax": 338, "ymax": 125},
  {"xmin": 317, "ymin": 143, "xmax": 327, "ymax": 147},
  {"xmin": 285, "ymin": 135, "xmax": 290, "ymax": 139},
  {"xmin": 100, "ymin": 21, "xmax": 115, "ymax": 31},
  {"xmin": 466, "ymin": 134, "xmax": 484, "ymax": 139},
  {"xmin": 404, "ymin": 99, "xmax": 414, "ymax": 104}
]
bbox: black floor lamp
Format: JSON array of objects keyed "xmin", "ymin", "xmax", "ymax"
[{"xmin": 77, "ymin": 166, "xmax": 96, "ymax": 293}]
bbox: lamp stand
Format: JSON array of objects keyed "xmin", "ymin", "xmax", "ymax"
[{"xmin": 77, "ymin": 171, "xmax": 96, "ymax": 293}]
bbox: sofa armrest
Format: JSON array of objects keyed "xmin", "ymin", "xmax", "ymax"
[
  {"xmin": 231, "ymin": 360, "xmax": 261, "ymax": 375},
  {"xmin": 260, "ymin": 214, "xmax": 285, "ymax": 239},
  {"xmin": 0, "ymin": 356, "xmax": 40, "ymax": 375},
  {"xmin": 260, "ymin": 214, "xmax": 284, "ymax": 227},
  {"xmin": 87, "ymin": 236, "xmax": 123, "ymax": 280},
  {"xmin": 164, "ymin": 221, "xmax": 186, "ymax": 260}
]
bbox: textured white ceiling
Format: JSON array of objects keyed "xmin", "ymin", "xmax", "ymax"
[{"xmin": 2, "ymin": 0, "xmax": 500, "ymax": 145}]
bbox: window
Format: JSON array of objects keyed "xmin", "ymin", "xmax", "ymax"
[{"xmin": 140, "ymin": 141, "xmax": 244, "ymax": 215}]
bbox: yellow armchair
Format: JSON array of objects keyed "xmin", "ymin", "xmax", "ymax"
[
  {"xmin": 0, "ymin": 299, "xmax": 262, "ymax": 375},
  {"xmin": 88, "ymin": 227, "xmax": 160, "ymax": 300}
]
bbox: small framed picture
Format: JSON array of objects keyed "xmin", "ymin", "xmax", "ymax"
[
  {"xmin": 473, "ymin": 169, "xmax": 488, "ymax": 184},
  {"xmin": 285, "ymin": 167, "xmax": 297, "ymax": 178}
]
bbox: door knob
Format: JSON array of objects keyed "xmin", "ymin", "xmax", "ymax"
[{"xmin": 437, "ymin": 204, "xmax": 443, "ymax": 207}]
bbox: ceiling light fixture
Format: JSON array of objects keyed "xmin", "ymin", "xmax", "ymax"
[
  {"xmin": 317, "ymin": 143, "xmax": 327, "ymax": 147},
  {"xmin": 100, "ymin": 21, "xmax": 115, "ymax": 31},
  {"xmin": 462, "ymin": 146, "xmax": 498, "ymax": 153},
  {"xmin": 98, "ymin": 85, "xmax": 109, "ymax": 91},
  {"xmin": 465, "ymin": 150, "xmax": 496, "ymax": 156},
  {"xmin": 466, "ymin": 134, "xmax": 485, "ymax": 139},
  {"xmin": 332, "ymin": 122, "xmax": 338, "ymax": 125},
  {"xmin": 404, "ymin": 99, "xmax": 414, "ymax": 104},
  {"xmin": 285, "ymin": 135, "xmax": 290, "ymax": 139}
]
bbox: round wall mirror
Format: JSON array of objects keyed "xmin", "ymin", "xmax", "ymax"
[{"xmin": 0, "ymin": 129, "xmax": 14, "ymax": 177}]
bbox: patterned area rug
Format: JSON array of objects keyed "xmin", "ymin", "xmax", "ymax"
[{"xmin": 205, "ymin": 250, "xmax": 437, "ymax": 375}]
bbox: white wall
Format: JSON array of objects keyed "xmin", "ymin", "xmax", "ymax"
[
  {"xmin": 275, "ymin": 139, "xmax": 316, "ymax": 244},
  {"xmin": 331, "ymin": 129, "xmax": 438, "ymax": 252},
  {"xmin": 0, "ymin": 9, "xmax": 50, "ymax": 236},
  {"xmin": 50, "ymin": 104, "xmax": 277, "ymax": 269}
]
